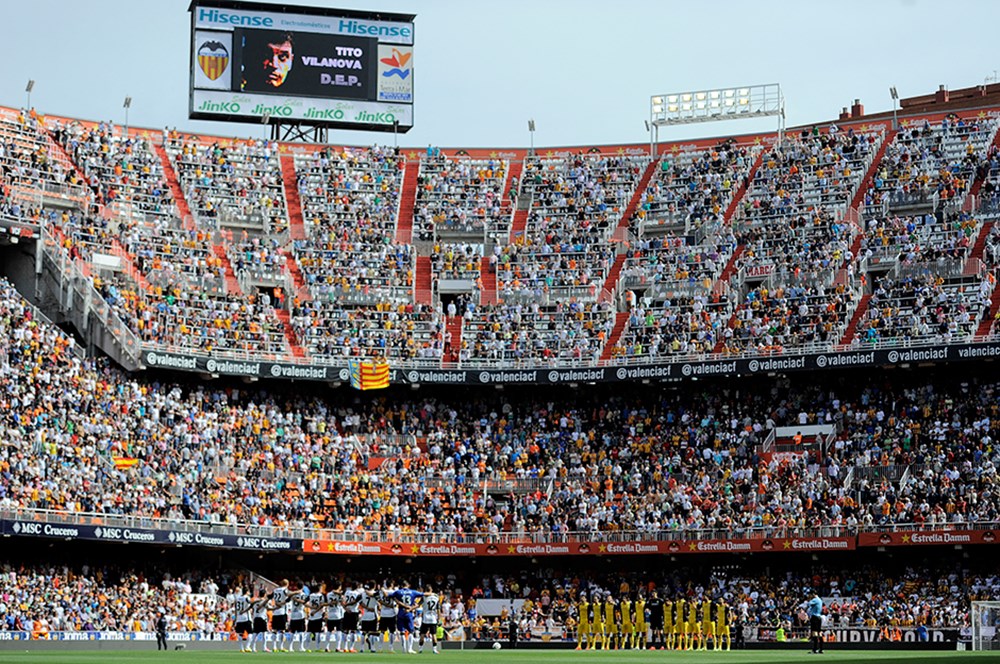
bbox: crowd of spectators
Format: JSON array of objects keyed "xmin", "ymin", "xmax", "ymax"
[
  {"xmin": 461, "ymin": 300, "xmax": 614, "ymax": 364},
  {"xmin": 634, "ymin": 139, "xmax": 755, "ymax": 235},
  {"xmin": 4, "ymin": 278, "xmax": 1000, "ymax": 542},
  {"xmin": 166, "ymin": 134, "xmax": 287, "ymax": 235},
  {"xmin": 289, "ymin": 299, "xmax": 442, "ymax": 361},
  {"xmin": 0, "ymin": 562, "xmax": 224, "ymax": 635},
  {"xmin": 859, "ymin": 212, "xmax": 975, "ymax": 268},
  {"xmin": 862, "ymin": 116, "xmax": 995, "ymax": 213},
  {"xmin": 855, "ymin": 273, "xmax": 990, "ymax": 344},
  {"xmin": 414, "ymin": 155, "xmax": 509, "ymax": 241}
]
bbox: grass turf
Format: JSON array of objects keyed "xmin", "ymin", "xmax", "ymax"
[{"xmin": 0, "ymin": 650, "xmax": 992, "ymax": 664}]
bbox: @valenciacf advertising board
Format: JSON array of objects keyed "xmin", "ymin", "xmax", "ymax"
[{"xmin": 189, "ymin": 0, "xmax": 414, "ymax": 132}]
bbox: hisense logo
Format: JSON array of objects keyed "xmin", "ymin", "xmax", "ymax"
[
  {"xmin": 338, "ymin": 19, "xmax": 412, "ymax": 40},
  {"xmin": 198, "ymin": 8, "xmax": 273, "ymax": 27}
]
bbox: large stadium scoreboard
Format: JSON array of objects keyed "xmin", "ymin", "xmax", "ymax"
[{"xmin": 188, "ymin": 0, "xmax": 414, "ymax": 132}]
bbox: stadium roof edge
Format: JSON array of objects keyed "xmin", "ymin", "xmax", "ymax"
[{"xmin": 187, "ymin": 0, "xmax": 416, "ymax": 25}]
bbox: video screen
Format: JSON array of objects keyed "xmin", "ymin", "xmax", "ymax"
[{"xmin": 236, "ymin": 28, "xmax": 377, "ymax": 100}]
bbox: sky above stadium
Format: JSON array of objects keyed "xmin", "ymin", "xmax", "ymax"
[{"xmin": 5, "ymin": 0, "xmax": 997, "ymax": 148}]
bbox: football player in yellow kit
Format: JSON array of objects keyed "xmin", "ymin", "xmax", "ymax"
[
  {"xmin": 575, "ymin": 593, "xmax": 590, "ymax": 650},
  {"xmin": 699, "ymin": 598, "xmax": 715, "ymax": 651},
  {"xmin": 715, "ymin": 599, "xmax": 731, "ymax": 651},
  {"xmin": 663, "ymin": 598, "xmax": 675, "ymax": 650},
  {"xmin": 619, "ymin": 596, "xmax": 634, "ymax": 650},
  {"xmin": 633, "ymin": 594, "xmax": 647, "ymax": 649},
  {"xmin": 602, "ymin": 594, "xmax": 616, "ymax": 650},
  {"xmin": 588, "ymin": 593, "xmax": 601, "ymax": 650},
  {"xmin": 676, "ymin": 597, "xmax": 690, "ymax": 650}
]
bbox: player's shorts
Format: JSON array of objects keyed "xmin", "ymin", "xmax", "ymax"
[
  {"xmin": 636, "ymin": 622, "xmax": 647, "ymax": 632},
  {"xmin": 290, "ymin": 618, "xmax": 306, "ymax": 633},
  {"xmin": 396, "ymin": 614, "xmax": 415, "ymax": 634},
  {"xmin": 379, "ymin": 616, "xmax": 396, "ymax": 633},
  {"xmin": 342, "ymin": 613, "xmax": 359, "ymax": 632},
  {"xmin": 702, "ymin": 621, "xmax": 714, "ymax": 634},
  {"xmin": 271, "ymin": 614, "xmax": 287, "ymax": 632},
  {"xmin": 308, "ymin": 620, "xmax": 324, "ymax": 634},
  {"xmin": 810, "ymin": 615, "xmax": 822, "ymax": 632},
  {"xmin": 361, "ymin": 619, "xmax": 378, "ymax": 634},
  {"xmin": 235, "ymin": 621, "xmax": 252, "ymax": 636},
  {"xmin": 253, "ymin": 618, "xmax": 268, "ymax": 634},
  {"xmin": 326, "ymin": 619, "xmax": 342, "ymax": 633},
  {"xmin": 420, "ymin": 621, "xmax": 437, "ymax": 636}
]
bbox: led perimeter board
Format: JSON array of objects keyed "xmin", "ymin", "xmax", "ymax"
[{"xmin": 188, "ymin": 0, "xmax": 414, "ymax": 132}]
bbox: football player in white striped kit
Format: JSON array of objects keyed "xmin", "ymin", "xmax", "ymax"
[
  {"xmin": 304, "ymin": 582, "xmax": 327, "ymax": 652},
  {"xmin": 268, "ymin": 579, "xmax": 301, "ymax": 652},
  {"xmin": 251, "ymin": 590, "xmax": 271, "ymax": 652},
  {"xmin": 230, "ymin": 584, "xmax": 253, "ymax": 653},
  {"xmin": 359, "ymin": 582, "xmax": 382, "ymax": 654},
  {"xmin": 324, "ymin": 582, "xmax": 346, "ymax": 653},
  {"xmin": 419, "ymin": 583, "xmax": 441, "ymax": 654},
  {"xmin": 340, "ymin": 580, "xmax": 364, "ymax": 653},
  {"xmin": 378, "ymin": 581, "xmax": 400, "ymax": 653},
  {"xmin": 287, "ymin": 583, "xmax": 310, "ymax": 652}
]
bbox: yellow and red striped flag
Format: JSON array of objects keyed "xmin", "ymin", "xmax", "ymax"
[{"xmin": 348, "ymin": 359, "xmax": 390, "ymax": 391}]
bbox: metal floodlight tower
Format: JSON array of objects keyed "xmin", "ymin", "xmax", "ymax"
[
  {"xmin": 25, "ymin": 80, "xmax": 34, "ymax": 110},
  {"xmin": 889, "ymin": 86, "xmax": 899, "ymax": 130},
  {"xmin": 649, "ymin": 83, "xmax": 785, "ymax": 154},
  {"xmin": 123, "ymin": 96, "xmax": 132, "ymax": 137},
  {"xmin": 527, "ymin": 119, "xmax": 536, "ymax": 156}
]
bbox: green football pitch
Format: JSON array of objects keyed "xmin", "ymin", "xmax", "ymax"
[{"xmin": 0, "ymin": 651, "xmax": 992, "ymax": 664}]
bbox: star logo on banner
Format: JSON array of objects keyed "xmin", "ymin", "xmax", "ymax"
[
  {"xmin": 545, "ymin": 151, "xmax": 555, "ymax": 158},
  {"xmin": 507, "ymin": 545, "xmax": 516, "ymax": 554},
  {"xmin": 598, "ymin": 544, "xmax": 607, "ymax": 553},
  {"xmin": 900, "ymin": 119, "xmax": 911, "ymax": 128},
  {"xmin": 754, "ymin": 138, "xmax": 762, "ymax": 145},
  {"xmin": 408, "ymin": 152, "xmax": 418, "ymax": 160},
  {"xmin": 490, "ymin": 151, "xmax": 498, "ymax": 158},
  {"xmin": 671, "ymin": 145, "xmax": 680, "ymax": 153},
  {"xmin": 902, "ymin": 534, "xmax": 911, "ymax": 544},
  {"xmin": 688, "ymin": 542, "xmax": 697, "ymax": 551},
  {"xmin": 326, "ymin": 542, "xmax": 335, "ymax": 552},
  {"xmin": 979, "ymin": 111, "xmax": 988, "ymax": 119},
  {"xmin": 617, "ymin": 147, "xmax": 625, "ymax": 155},
  {"xmin": 783, "ymin": 540, "xmax": 792, "ymax": 549},
  {"xmin": 410, "ymin": 545, "xmax": 421, "ymax": 554}
]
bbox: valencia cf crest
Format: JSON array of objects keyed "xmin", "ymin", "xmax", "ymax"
[{"xmin": 198, "ymin": 41, "xmax": 229, "ymax": 80}]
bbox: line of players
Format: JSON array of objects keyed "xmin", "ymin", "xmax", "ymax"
[
  {"xmin": 228, "ymin": 579, "xmax": 443, "ymax": 654},
  {"xmin": 575, "ymin": 590, "xmax": 731, "ymax": 651}
]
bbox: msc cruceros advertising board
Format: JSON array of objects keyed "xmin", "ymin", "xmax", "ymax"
[{"xmin": 189, "ymin": 0, "xmax": 414, "ymax": 132}]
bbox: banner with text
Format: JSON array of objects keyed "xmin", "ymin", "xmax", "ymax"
[
  {"xmin": 0, "ymin": 518, "xmax": 300, "ymax": 553},
  {"xmin": 857, "ymin": 528, "xmax": 997, "ymax": 547},
  {"xmin": 140, "ymin": 341, "xmax": 1000, "ymax": 386},
  {"xmin": 302, "ymin": 536, "xmax": 856, "ymax": 557}
]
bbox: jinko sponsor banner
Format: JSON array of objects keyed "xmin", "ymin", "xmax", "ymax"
[
  {"xmin": 138, "ymin": 340, "xmax": 1000, "ymax": 386},
  {"xmin": 190, "ymin": 89, "xmax": 412, "ymax": 127},
  {"xmin": 302, "ymin": 537, "xmax": 856, "ymax": 556},
  {"xmin": 858, "ymin": 529, "xmax": 999, "ymax": 547}
]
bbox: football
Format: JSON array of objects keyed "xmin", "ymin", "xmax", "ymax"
[{"xmin": 492, "ymin": 642, "xmax": 502, "ymax": 650}]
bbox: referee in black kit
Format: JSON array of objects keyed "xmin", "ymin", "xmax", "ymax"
[{"xmin": 156, "ymin": 612, "xmax": 168, "ymax": 650}]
